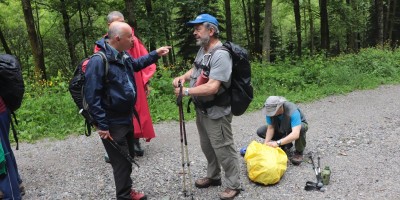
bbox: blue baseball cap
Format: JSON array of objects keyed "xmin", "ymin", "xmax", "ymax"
[{"xmin": 187, "ymin": 14, "xmax": 219, "ymax": 27}]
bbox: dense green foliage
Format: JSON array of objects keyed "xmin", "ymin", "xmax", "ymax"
[{"xmin": 14, "ymin": 47, "xmax": 400, "ymax": 142}]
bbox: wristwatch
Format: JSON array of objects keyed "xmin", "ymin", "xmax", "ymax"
[
  {"xmin": 184, "ymin": 88, "xmax": 189, "ymax": 96},
  {"xmin": 276, "ymin": 140, "xmax": 282, "ymax": 147}
]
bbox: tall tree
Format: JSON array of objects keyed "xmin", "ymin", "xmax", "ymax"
[
  {"xmin": 145, "ymin": 0, "xmax": 156, "ymax": 51},
  {"xmin": 59, "ymin": 0, "xmax": 77, "ymax": 69},
  {"xmin": 253, "ymin": 0, "xmax": 262, "ymax": 58},
  {"xmin": 241, "ymin": 0, "xmax": 251, "ymax": 49},
  {"xmin": 21, "ymin": 0, "xmax": 47, "ymax": 80},
  {"xmin": 388, "ymin": 0, "xmax": 397, "ymax": 44},
  {"xmin": 0, "ymin": 25, "xmax": 11, "ymax": 54},
  {"xmin": 346, "ymin": 0, "xmax": 357, "ymax": 52},
  {"xmin": 247, "ymin": 0, "xmax": 254, "ymax": 50},
  {"xmin": 293, "ymin": 0, "xmax": 302, "ymax": 56},
  {"xmin": 125, "ymin": 0, "xmax": 138, "ymax": 30},
  {"xmin": 307, "ymin": 0, "xmax": 314, "ymax": 55},
  {"xmin": 319, "ymin": 0, "xmax": 330, "ymax": 51},
  {"xmin": 77, "ymin": 1, "xmax": 88, "ymax": 58},
  {"xmin": 224, "ymin": 0, "xmax": 232, "ymax": 41},
  {"xmin": 376, "ymin": 0, "xmax": 384, "ymax": 46},
  {"xmin": 262, "ymin": 0, "xmax": 272, "ymax": 62}
]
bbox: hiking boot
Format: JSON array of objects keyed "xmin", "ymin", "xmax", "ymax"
[
  {"xmin": 130, "ymin": 189, "xmax": 147, "ymax": 200},
  {"xmin": 219, "ymin": 188, "xmax": 240, "ymax": 200},
  {"xmin": 133, "ymin": 139, "xmax": 144, "ymax": 157},
  {"xmin": 291, "ymin": 151, "xmax": 303, "ymax": 165},
  {"xmin": 194, "ymin": 177, "xmax": 221, "ymax": 188},
  {"xmin": 19, "ymin": 183, "xmax": 26, "ymax": 196}
]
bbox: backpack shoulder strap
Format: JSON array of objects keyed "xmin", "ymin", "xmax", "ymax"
[
  {"xmin": 93, "ymin": 51, "xmax": 109, "ymax": 80},
  {"xmin": 83, "ymin": 51, "xmax": 109, "ymax": 136},
  {"xmin": 208, "ymin": 45, "xmax": 231, "ymax": 92}
]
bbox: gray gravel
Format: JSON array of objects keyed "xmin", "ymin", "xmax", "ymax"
[{"xmin": 15, "ymin": 84, "xmax": 400, "ymax": 200}]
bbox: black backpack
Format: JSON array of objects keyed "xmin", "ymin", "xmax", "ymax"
[
  {"xmin": 69, "ymin": 52, "xmax": 108, "ymax": 136},
  {"xmin": 0, "ymin": 54, "xmax": 25, "ymax": 149},
  {"xmin": 0, "ymin": 54, "xmax": 25, "ymax": 112},
  {"xmin": 194, "ymin": 41, "xmax": 253, "ymax": 116}
]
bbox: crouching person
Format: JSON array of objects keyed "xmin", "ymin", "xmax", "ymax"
[{"xmin": 257, "ymin": 96, "xmax": 308, "ymax": 165}]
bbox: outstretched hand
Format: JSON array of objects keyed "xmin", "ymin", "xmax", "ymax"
[{"xmin": 156, "ymin": 46, "xmax": 172, "ymax": 56}]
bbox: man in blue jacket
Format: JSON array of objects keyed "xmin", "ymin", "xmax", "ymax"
[{"xmin": 84, "ymin": 21, "xmax": 170, "ymax": 200}]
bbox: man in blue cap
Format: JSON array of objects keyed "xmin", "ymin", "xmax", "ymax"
[{"xmin": 172, "ymin": 13, "xmax": 241, "ymax": 200}]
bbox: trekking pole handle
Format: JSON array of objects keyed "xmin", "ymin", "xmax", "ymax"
[{"xmin": 176, "ymin": 80, "xmax": 184, "ymax": 106}]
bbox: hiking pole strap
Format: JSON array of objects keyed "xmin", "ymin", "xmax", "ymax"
[{"xmin": 105, "ymin": 138, "xmax": 140, "ymax": 168}]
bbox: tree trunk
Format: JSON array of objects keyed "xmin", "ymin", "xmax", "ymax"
[
  {"xmin": 60, "ymin": 0, "xmax": 77, "ymax": 68},
  {"xmin": 21, "ymin": 0, "xmax": 47, "ymax": 80},
  {"xmin": 124, "ymin": 0, "xmax": 137, "ymax": 30},
  {"xmin": 346, "ymin": 0, "xmax": 356, "ymax": 52},
  {"xmin": 376, "ymin": 0, "xmax": 384, "ymax": 46},
  {"xmin": 319, "ymin": 0, "xmax": 330, "ymax": 52},
  {"xmin": 247, "ymin": 0, "xmax": 254, "ymax": 51},
  {"xmin": 303, "ymin": 3, "xmax": 307, "ymax": 44},
  {"xmin": 383, "ymin": 0, "xmax": 391, "ymax": 40},
  {"xmin": 224, "ymin": 0, "xmax": 233, "ymax": 41},
  {"xmin": 241, "ymin": 0, "xmax": 251, "ymax": 49},
  {"xmin": 388, "ymin": 0, "xmax": 397, "ymax": 43},
  {"xmin": 262, "ymin": 0, "xmax": 272, "ymax": 62},
  {"xmin": 78, "ymin": 1, "xmax": 88, "ymax": 58},
  {"xmin": 0, "ymin": 26, "xmax": 11, "ymax": 54},
  {"xmin": 161, "ymin": 9, "xmax": 173, "ymax": 66},
  {"xmin": 308, "ymin": 0, "xmax": 314, "ymax": 55},
  {"xmin": 145, "ymin": 0, "xmax": 156, "ymax": 50},
  {"xmin": 293, "ymin": 0, "xmax": 302, "ymax": 57},
  {"xmin": 253, "ymin": 0, "xmax": 262, "ymax": 58}
]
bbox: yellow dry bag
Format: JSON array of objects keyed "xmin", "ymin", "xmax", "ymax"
[{"xmin": 244, "ymin": 141, "xmax": 288, "ymax": 185}]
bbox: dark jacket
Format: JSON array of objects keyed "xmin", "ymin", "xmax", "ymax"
[{"xmin": 84, "ymin": 38, "xmax": 159, "ymax": 130}]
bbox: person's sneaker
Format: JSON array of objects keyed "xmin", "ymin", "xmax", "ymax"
[
  {"xmin": 130, "ymin": 189, "xmax": 147, "ymax": 200},
  {"xmin": 194, "ymin": 177, "xmax": 222, "ymax": 188},
  {"xmin": 291, "ymin": 151, "xmax": 303, "ymax": 165},
  {"xmin": 133, "ymin": 139, "xmax": 144, "ymax": 157},
  {"xmin": 19, "ymin": 183, "xmax": 26, "ymax": 196},
  {"xmin": 219, "ymin": 188, "xmax": 240, "ymax": 200},
  {"xmin": 104, "ymin": 153, "xmax": 110, "ymax": 163},
  {"xmin": 134, "ymin": 149, "xmax": 144, "ymax": 157}
]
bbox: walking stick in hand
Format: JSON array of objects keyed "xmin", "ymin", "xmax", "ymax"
[{"xmin": 176, "ymin": 81, "xmax": 194, "ymax": 199}]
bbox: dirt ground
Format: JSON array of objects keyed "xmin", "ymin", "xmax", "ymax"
[{"xmin": 15, "ymin": 84, "xmax": 400, "ymax": 199}]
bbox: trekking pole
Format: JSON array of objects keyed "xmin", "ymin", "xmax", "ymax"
[
  {"xmin": 309, "ymin": 153, "xmax": 323, "ymax": 187},
  {"xmin": 305, "ymin": 152, "xmax": 325, "ymax": 192},
  {"xmin": 176, "ymin": 81, "xmax": 194, "ymax": 199},
  {"xmin": 105, "ymin": 138, "xmax": 140, "ymax": 168}
]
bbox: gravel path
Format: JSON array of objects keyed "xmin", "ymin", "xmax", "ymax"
[{"xmin": 15, "ymin": 84, "xmax": 400, "ymax": 200}]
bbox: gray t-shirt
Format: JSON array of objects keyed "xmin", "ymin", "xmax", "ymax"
[{"xmin": 190, "ymin": 41, "xmax": 232, "ymax": 119}]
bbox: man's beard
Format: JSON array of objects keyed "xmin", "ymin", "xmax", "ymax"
[{"xmin": 196, "ymin": 35, "xmax": 210, "ymax": 47}]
